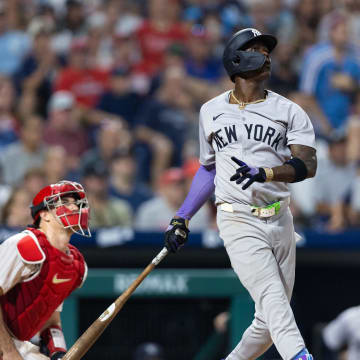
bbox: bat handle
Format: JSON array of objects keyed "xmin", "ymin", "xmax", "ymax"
[
  {"xmin": 151, "ymin": 247, "xmax": 168, "ymax": 265},
  {"xmin": 175, "ymin": 228, "xmax": 187, "ymax": 238}
]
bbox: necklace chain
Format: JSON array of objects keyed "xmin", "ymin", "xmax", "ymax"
[{"xmin": 230, "ymin": 90, "xmax": 267, "ymax": 109}]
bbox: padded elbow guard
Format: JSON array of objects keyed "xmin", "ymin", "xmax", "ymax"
[{"xmin": 284, "ymin": 157, "xmax": 308, "ymax": 182}]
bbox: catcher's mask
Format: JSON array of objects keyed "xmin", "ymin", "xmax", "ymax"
[
  {"xmin": 31, "ymin": 180, "xmax": 91, "ymax": 237},
  {"xmin": 222, "ymin": 28, "xmax": 277, "ymax": 82}
]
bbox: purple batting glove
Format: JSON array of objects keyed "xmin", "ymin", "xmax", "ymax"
[{"xmin": 230, "ymin": 157, "xmax": 266, "ymax": 190}]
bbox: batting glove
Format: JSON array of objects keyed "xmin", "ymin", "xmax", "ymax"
[
  {"xmin": 230, "ymin": 157, "xmax": 267, "ymax": 190},
  {"xmin": 164, "ymin": 217, "xmax": 189, "ymax": 253}
]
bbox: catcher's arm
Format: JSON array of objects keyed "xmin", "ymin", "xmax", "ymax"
[{"xmin": 0, "ymin": 304, "xmax": 22, "ymax": 360}]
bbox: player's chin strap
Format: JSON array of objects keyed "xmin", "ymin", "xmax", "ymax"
[{"xmin": 40, "ymin": 325, "xmax": 67, "ymax": 360}]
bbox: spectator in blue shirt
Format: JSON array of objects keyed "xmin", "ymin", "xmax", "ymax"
[
  {"xmin": 135, "ymin": 65, "xmax": 193, "ymax": 186},
  {"xmin": 299, "ymin": 13, "xmax": 360, "ymax": 136},
  {"xmin": 108, "ymin": 148, "xmax": 153, "ymax": 212},
  {"xmin": 184, "ymin": 24, "xmax": 223, "ymax": 82},
  {"xmin": 14, "ymin": 23, "xmax": 62, "ymax": 118},
  {"xmin": 0, "ymin": 4, "xmax": 30, "ymax": 76},
  {"xmin": 95, "ymin": 66, "xmax": 142, "ymax": 128}
]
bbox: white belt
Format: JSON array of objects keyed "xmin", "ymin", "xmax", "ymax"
[{"xmin": 219, "ymin": 198, "xmax": 290, "ymax": 219}]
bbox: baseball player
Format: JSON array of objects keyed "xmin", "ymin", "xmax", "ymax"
[
  {"xmin": 0, "ymin": 180, "xmax": 90, "ymax": 360},
  {"xmin": 164, "ymin": 28, "xmax": 317, "ymax": 360},
  {"xmin": 322, "ymin": 305, "xmax": 360, "ymax": 360}
]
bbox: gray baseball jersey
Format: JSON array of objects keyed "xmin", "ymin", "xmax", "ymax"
[
  {"xmin": 323, "ymin": 306, "xmax": 360, "ymax": 360},
  {"xmin": 199, "ymin": 89, "xmax": 316, "ymax": 360},
  {"xmin": 199, "ymin": 90, "xmax": 316, "ymax": 206}
]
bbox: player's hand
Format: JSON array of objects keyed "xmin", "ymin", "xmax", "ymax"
[
  {"xmin": 164, "ymin": 217, "xmax": 189, "ymax": 253},
  {"xmin": 51, "ymin": 351, "xmax": 66, "ymax": 360},
  {"xmin": 230, "ymin": 157, "xmax": 266, "ymax": 190}
]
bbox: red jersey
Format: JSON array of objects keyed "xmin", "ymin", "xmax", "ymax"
[
  {"xmin": 135, "ymin": 20, "xmax": 188, "ymax": 75},
  {"xmin": 55, "ymin": 67, "xmax": 109, "ymax": 108},
  {"xmin": 0, "ymin": 228, "xmax": 86, "ymax": 340}
]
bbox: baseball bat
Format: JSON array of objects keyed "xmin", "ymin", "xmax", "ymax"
[{"xmin": 62, "ymin": 246, "xmax": 169, "ymax": 360}]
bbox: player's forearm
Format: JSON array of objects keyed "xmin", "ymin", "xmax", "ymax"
[
  {"xmin": 269, "ymin": 144, "xmax": 317, "ymax": 183},
  {"xmin": 0, "ymin": 306, "xmax": 21, "ymax": 357},
  {"xmin": 176, "ymin": 164, "xmax": 216, "ymax": 220}
]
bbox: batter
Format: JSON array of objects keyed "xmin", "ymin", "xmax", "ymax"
[{"xmin": 164, "ymin": 28, "xmax": 317, "ymax": 360}]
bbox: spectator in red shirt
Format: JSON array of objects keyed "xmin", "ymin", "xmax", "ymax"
[
  {"xmin": 44, "ymin": 91, "xmax": 89, "ymax": 171},
  {"xmin": 54, "ymin": 37, "xmax": 109, "ymax": 108},
  {"xmin": 135, "ymin": 0, "xmax": 188, "ymax": 76}
]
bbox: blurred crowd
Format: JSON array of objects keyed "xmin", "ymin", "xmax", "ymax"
[{"xmin": 1, "ymin": 0, "xmax": 360, "ymax": 233}]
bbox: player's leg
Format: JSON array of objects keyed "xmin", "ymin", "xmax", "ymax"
[
  {"xmin": 226, "ymin": 306, "xmax": 273, "ymax": 360},
  {"xmin": 217, "ymin": 208, "xmax": 305, "ymax": 360},
  {"xmin": 272, "ymin": 209, "xmax": 313, "ymax": 360},
  {"xmin": 217, "ymin": 209, "xmax": 277, "ymax": 359}
]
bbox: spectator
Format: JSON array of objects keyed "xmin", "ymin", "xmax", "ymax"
[
  {"xmin": 95, "ymin": 66, "xmax": 142, "ymax": 127},
  {"xmin": 133, "ymin": 342, "xmax": 165, "ymax": 360},
  {"xmin": 135, "ymin": 0, "xmax": 188, "ymax": 76},
  {"xmin": 135, "ymin": 65, "xmax": 193, "ymax": 186},
  {"xmin": 80, "ymin": 118, "xmax": 131, "ymax": 175},
  {"xmin": 0, "ymin": 114, "xmax": 46, "ymax": 186},
  {"xmin": 135, "ymin": 168, "xmax": 210, "ymax": 231},
  {"xmin": 267, "ymin": 0, "xmax": 297, "ymax": 43},
  {"xmin": 346, "ymin": 90, "xmax": 360, "ymax": 163},
  {"xmin": 111, "ymin": 33, "xmax": 141, "ymax": 71},
  {"xmin": 299, "ymin": 13, "xmax": 360, "ymax": 136},
  {"xmin": 0, "ymin": 75, "xmax": 19, "ymax": 149},
  {"xmin": 268, "ymin": 42, "xmax": 298, "ymax": 96},
  {"xmin": 135, "ymin": 168, "xmax": 187, "ymax": 231},
  {"xmin": 82, "ymin": 163, "xmax": 133, "ymax": 228},
  {"xmin": 0, "ymin": 167, "xmax": 11, "ymax": 211},
  {"xmin": 112, "ymin": 0, "xmax": 142, "ymax": 39},
  {"xmin": 44, "ymin": 90, "xmax": 89, "ymax": 170},
  {"xmin": 54, "ymin": 37, "xmax": 109, "ymax": 108},
  {"xmin": 348, "ymin": 171, "xmax": 360, "ymax": 228},
  {"xmin": 14, "ymin": 22, "xmax": 60, "ymax": 118},
  {"xmin": 109, "ymin": 148, "xmax": 153, "ymax": 212},
  {"xmin": 246, "ymin": 0, "xmax": 277, "ymax": 34},
  {"xmin": 1, "ymin": 187, "xmax": 33, "ymax": 227},
  {"xmin": 318, "ymin": 0, "xmax": 360, "ymax": 48},
  {"xmin": 43, "ymin": 145, "xmax": 71, "ymax": 184},
  {"xmin": 293, "ymin": 0, "xmax": 319, "ymax": 54},
  {"xmin": 0, "ymin": 2, "xmax": 30, "ymax": 75},
  {"xmin": 184, "ymin": 24, "xmax": 223, "ymax": 82},
  {"xmin": 313, "ymin": 131, "xmax": 356, "ymax": 231},
  {"xmin": 52, "ymin": 0, "xmax": 87, "ymax": 55},
  {"xmin": 21, "ymin": 167, "xmax": 47, "ymax": 198}
]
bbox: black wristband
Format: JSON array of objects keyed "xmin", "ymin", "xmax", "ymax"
[{"xmin": 284, "ymin": 157, "xmax": 308, "ymax": 182}]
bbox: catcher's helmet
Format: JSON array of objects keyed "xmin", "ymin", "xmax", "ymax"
[
  {"xmin": 30, "ymin": 180, "xmax": 91, "ymax": 237},
  {"xmin": 222, "ymin": 28, "xmax": 277, "ymax": 82}
]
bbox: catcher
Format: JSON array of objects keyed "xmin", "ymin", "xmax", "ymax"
[{"xmin": 0, "ymin": 181, "xmax": 90, "ymax": 360}]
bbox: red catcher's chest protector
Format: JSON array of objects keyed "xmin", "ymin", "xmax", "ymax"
[{"xmin": 0, "ymin": 228, "xmax": 86, "ymax": 340}]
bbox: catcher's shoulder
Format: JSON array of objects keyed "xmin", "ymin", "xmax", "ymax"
[{"xmin": 16, "ymin": 231, "xmax": 46, "ymax": 264}]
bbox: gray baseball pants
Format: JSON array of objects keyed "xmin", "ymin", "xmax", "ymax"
[{"xmin": 217, "ymin": 201, "xmax": 305, "ymax": 360}]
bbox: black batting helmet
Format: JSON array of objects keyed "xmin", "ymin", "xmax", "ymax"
[{"xmin": 222, "ymin": 28, "xmax": 277, "ymax": 82}]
